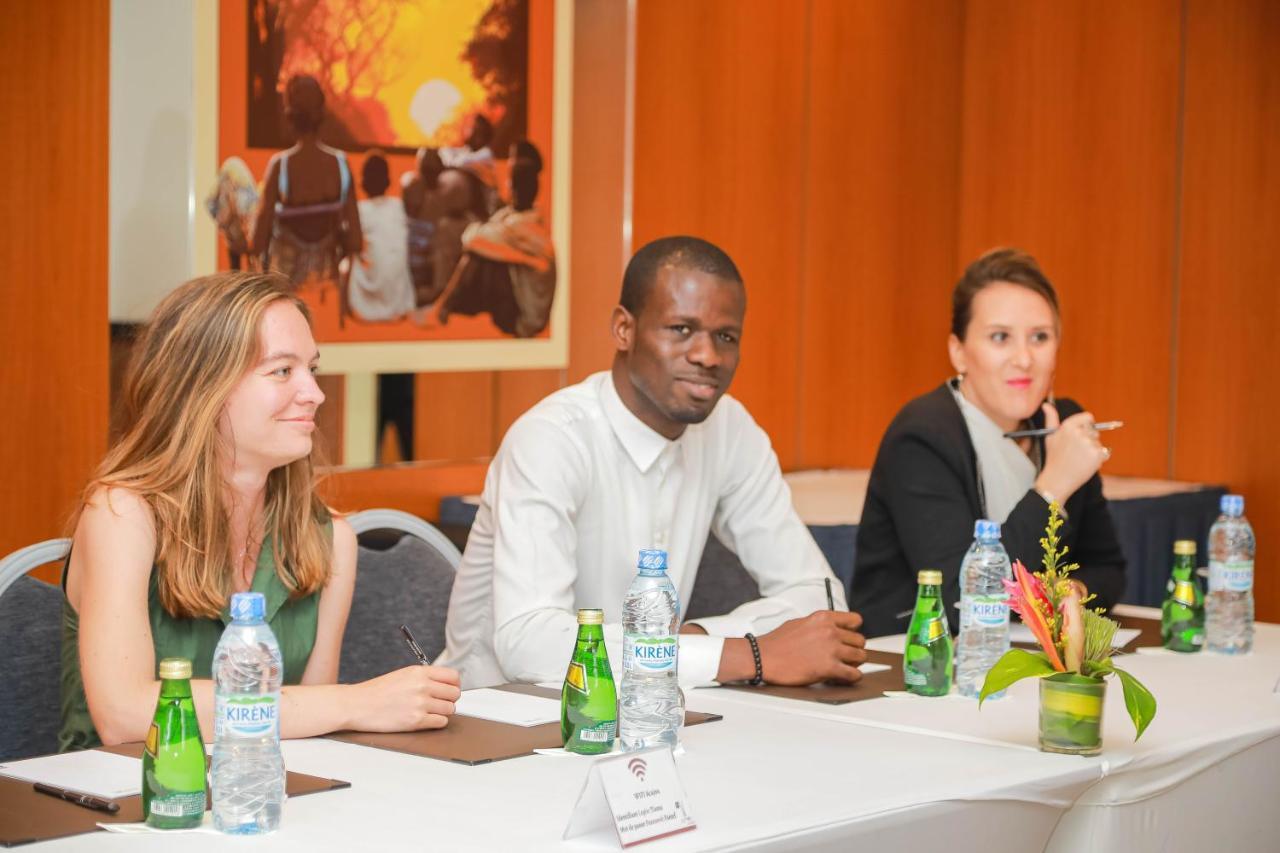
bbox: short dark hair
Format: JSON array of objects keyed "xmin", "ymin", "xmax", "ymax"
[
  {"xmin": 467, "ymin": 113, "xmax": 494, "ymax": 149},
  {"xmin": 952, "ymin": 248, "xmax": 1060, "ymax": 339},
  {"xmin": 620, "ymin": 236, "xmax": 743, "ymax": 315},
  {"xmin": 361, "ymin": 151, "xmax": 390, "ymax": 197},
  {"xmin": 510, "ymin": 139, "xmax": 543, "ymax": 173},
  {"xmin": 283, "ymin": 74, "xmax": 325, "ymax": 136},
  {"xmin": 510, "ymin": 161, "xmax": 539, "ymax": 211}
]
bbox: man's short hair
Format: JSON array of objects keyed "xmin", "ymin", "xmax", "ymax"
[
  {"xmin": 620, "ymin": 236, "xmax": 743, "ymax": 315},
  {"xmin": 361, "ymin": 151, "xmax": 390, "ymax": 197}
]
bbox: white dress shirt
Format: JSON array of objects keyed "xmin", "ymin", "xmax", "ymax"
[{"xmin": 439, "ymin": 371, "xmax": 845, "ymax": 689}]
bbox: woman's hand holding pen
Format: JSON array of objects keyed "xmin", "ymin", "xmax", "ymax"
[
  {"xmin": 1034, "ymin": 403, "xmax": 1111, "ymax": 503},
  {"xmin": 350, "ymin": 665, "xmax": 462, "ymax": 732}
]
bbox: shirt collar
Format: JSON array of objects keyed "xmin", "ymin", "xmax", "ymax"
[{"xmin": 601, "ymin": 372, "xmax": 678, "ymax": 474}]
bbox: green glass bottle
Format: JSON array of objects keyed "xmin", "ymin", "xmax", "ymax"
[
  {"xmin": 561, "ymin": 608, "xmax": 618, "ymax": 754},
  {"xmin": 143, "ymin": 658, "xmax": 207, "ymax": 828},
  {"xmin": 1162, "ymin": 539, "xmax": 1205, "ymax": 652},
  {"xmin": 904, "ymin": 570, "xmax": 954, "ymax": 696}
]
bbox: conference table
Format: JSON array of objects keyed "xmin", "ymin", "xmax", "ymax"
[{"xmin": 29, "ymin": 609, "xmax": 1280, "ymax": 852}]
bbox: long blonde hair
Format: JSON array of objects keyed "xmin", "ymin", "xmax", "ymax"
[{"xmin": 81, "ymin": 272, "xmax": 331, "ymax": 619}]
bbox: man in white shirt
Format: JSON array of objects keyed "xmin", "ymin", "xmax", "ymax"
[{"xmin": 440, "ymin": 236, "xmax": 867, "ymax": 689}]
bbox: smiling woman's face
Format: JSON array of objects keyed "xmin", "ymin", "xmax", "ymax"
[
  {"xmin": 948, "ymin": 281, "xmax": 1060, "ymax": 431},
  {"xmin": 219, "ymin": 301, "xmax": 325, "ymax": 472}
]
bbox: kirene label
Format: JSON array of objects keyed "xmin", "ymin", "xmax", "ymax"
[
  {"xmin": 624, "ymin": 636, "xmax": 678, "ymax": 673},
  {"xmin": 962, "ymin": 594, "xmax": 1010, "ymax": 629},
  {"xmin": 1209, "ymin": 560, "xmax": 1254, "ymax": 594},
  {"xmin": 214, "ymin": 694, "xmax": 279, "ymax": 739}
]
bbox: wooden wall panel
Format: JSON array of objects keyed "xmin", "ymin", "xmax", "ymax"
[
  {"xmin": 494, "ymin": 370, "xmax": 564, "ymax": 444},
  {"xmin": 321, "ymin": 460, "xmax": 489, "ymax": 520},
  {"xmin": 413, "ymin": 373, "xmax": 495, "ymax": 462},
  {"xmin": 0, "ymin": 2, "xmax": 109, "ymax": 555},
  {"xmin": 956, "ymin": 0, "xmax": 1182, "ymax": 477},
  {"xmin": 566, "ymin": 0, "xmax": 631, "ymax": 384},
  {"xmin": 314, "ymin": 374, "xmax": 345, "ymax": 466},
  {"xmin": 633, "ymin": 0, "xmax": 810, "ymax": 469},
  {"xmin": 1175, "ymin": 0, "xmax": 1280, "ymax": 620},
  {"xmin": 796, "ymin": 0, "xmax": 963, "ymax": 468}
]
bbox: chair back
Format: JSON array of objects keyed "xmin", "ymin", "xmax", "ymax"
[
  {"xmin": 0, "ymin": 539, "xmax": 70, "ymax": 760},
  {"xmin": 341, "ymin": 510, "xmax": 461, "ymax": 684}
]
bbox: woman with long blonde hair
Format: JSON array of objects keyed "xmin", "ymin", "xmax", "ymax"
[{"xmin": 61, "ymin": 272, "xmax": 459, "ymax": 749}]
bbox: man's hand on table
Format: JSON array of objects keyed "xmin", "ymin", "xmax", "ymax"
[{"xmin": 685, "ymin": 611, "xmax": 868, "ymax": 686}]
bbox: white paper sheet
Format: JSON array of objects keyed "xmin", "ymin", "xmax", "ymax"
[
  {"xmin": 455, "ymin": 688, "xmax": 562, "ymax": 727},
  {"xmin": 1008, "ymin": 624, "xmax": 1142, "ymax": 649},
  {"xmin": 0, "ymin": 750, "xmax": 140, "ymax": 799},
  {"xmin": 860, "ymin": 662, "xmax": 892, "ymax": 675},
  {"xmin": 866, "ymin": 634, "xmax": 908, "ymax": 654}
]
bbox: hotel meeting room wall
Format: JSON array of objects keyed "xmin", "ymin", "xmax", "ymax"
[
  {"xmin": 0, "ymin": 2, "xmax": 110, "ymax": 568},
  {"xmin": 630, "ymin": 0, "xmax": 1278, "ymax": 618},
  {"xmin": 3, "ymin": 1, "xmax": 1277, "ymax": 620}
]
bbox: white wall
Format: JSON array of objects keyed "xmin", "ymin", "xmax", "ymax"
[{"xmin": 110, "ymin": 0, "xmax": 216, "ymax": 323}]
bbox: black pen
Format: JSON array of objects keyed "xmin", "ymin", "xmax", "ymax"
[
  {"xmin": 400, "ymin": 624, "xmax": 430, "ymax": 665},
  {"xmin": 33, "ymin": 782, "xmax": 120, "ymax": 814},
  {"xmin": 825, "ymin": 577, "xmax": 836, "ymax": 611}
]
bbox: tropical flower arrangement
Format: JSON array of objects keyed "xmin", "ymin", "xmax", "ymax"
[{"xmin": 980, "ymin": 503, "xmax": 1156, "ymax": 750}]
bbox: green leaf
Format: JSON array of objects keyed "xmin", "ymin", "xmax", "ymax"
[
  {"xmin": 1111, "ymin": 666, "xmax": 1158, "ymax": 741},
  {"xmin": 979, "ymin": 649, "xmax": 1057, "ymax": 706}
]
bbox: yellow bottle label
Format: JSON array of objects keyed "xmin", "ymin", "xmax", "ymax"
[
  {"xmin": 144, "ymin": 722, "xmax": 158, "ymax": 758},
  {"xmin": 1173, "ymin": 580, "xmax": 1197, "ymax": 607},
  {"xmin": 925, "ymin": 616, "xmax": 946, "ymax": 642},
  {"xmin": 565, "ymin": 661, "xmax": 587, "ymax": 695}
]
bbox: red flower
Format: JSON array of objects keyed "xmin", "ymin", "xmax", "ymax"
[{"xmin": 1003, "ymin": 559, "xmax": 1065, "ymax": 671}]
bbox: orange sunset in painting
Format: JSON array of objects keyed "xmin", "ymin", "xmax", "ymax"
[{"xmin": 248, "ymin": 0, "xmax": 528, "ymax": 152}]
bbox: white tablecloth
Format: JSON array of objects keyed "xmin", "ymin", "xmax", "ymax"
[
  {"xmin": 704, "ymin": 613, "xmax": 1280, "ymax": 852},
  {"xmin": 34, "ymin": 616, "xmax": 1280, "ymax": 852}
]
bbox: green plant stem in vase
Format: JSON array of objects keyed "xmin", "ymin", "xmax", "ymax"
[
  {"xmin": 1038, "ymin": 673, "xmax": 1106, "ymax": 755},
  {"xmin": 979, "ymin": 503, "xmax": 1157, "ymax": 754}
]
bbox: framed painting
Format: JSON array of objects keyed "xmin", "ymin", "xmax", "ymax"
[{"xmin": 218, "ymin": 0, "xmax": 571, "ymax": 373}]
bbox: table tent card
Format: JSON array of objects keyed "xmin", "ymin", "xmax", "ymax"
[{"xmin": 563, "ymin": 746, "xmax": 695, "ymax": 847}]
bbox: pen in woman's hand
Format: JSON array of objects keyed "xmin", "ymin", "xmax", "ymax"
[
  {"xmin": 400, "ymin": 624, "xmax": 430, "ymax": 665},
  {"xmin": 1004, "ymin": 420, "xmax": 1124, "ymax": 440},
  {"xmin": 33, "ymin": 782, "xmax": 120, "ymax": 814}
]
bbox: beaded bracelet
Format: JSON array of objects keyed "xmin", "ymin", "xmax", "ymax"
[{"xmin": 744, "ymin": 632, "xmax": 764, "ymax": 686}]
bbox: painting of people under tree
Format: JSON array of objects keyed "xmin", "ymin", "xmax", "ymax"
[{"xmin": 211, "ymin": 0, "xmax": 560, "ymax": 348}]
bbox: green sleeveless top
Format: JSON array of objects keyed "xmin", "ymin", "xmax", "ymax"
[{"xmin": 58, "ymin": 525, "xmax": 328, "ymax": 751}]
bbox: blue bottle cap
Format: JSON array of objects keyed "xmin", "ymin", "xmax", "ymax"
[
  {"xmin": 974, "ymin": 519, "xmax": 1001, "ymax": 541},
  {"xmin": 229, "ymin": 592, "xmax": 266, "ymax": 622},
  {"xmin": 637, "ymin": 549, "xmax": 668, "ymax": 573},
  {"xmin": 1221, "ymin": 494, "xmax": 1244, "ymax": 517}
]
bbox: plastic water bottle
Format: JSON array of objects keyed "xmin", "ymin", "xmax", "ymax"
[
  {"xmin": 211, "ymin": 592, "xmax": 285, "ymax": 834},
  {"xmin": 619, "ymin": 549, "xmax": 684, "ymax": 751},
  {"xmin": 1206, "ymin": 494, "xmax": 1255, "ymax": 654},
  {"xmin": 955, "ymin": 520, "xmax": 1013, "ymax": 698}
]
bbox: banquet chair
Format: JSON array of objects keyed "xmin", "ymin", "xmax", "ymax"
[
  {"xmin": 340, "ymin": 510, "xmax": 461, "ymax": 683},
  {"xmin": 0, "ymin": 538, "xmax": 70, "ymax": 760}
]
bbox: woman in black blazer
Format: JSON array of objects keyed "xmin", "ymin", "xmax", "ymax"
[{"xmin": 851, "ymin": 249, "xmax": 1126, "ymax": 638}]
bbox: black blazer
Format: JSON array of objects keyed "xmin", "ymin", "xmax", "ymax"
[{"xmin": 851, "ymin": 383, "xmax": 1127, "ymax": 638}]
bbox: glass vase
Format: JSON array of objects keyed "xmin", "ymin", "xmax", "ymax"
[{"xmin": 1038, "ymin": 673, "xmax": 1106, "ymax": 755}]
